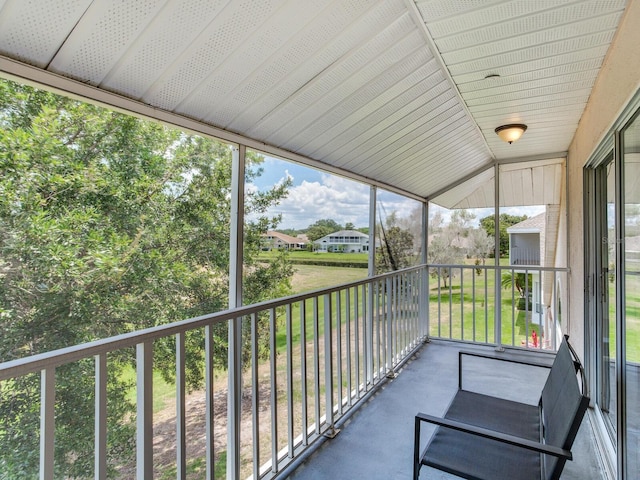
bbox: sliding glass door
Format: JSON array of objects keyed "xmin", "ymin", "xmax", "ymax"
[
  {"xmin": 622, "ymin": 111, "xmax": 640, "ymax": 479},
  {"xmin": 587, "ymin": 107, "xmax": 640, "ymax": 480}
]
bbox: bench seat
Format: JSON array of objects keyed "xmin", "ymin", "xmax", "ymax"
[{"xmin": 414, "ymin": 336, "xmax": 589, "ymax": 480}]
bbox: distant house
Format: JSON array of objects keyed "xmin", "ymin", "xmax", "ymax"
[
  {"xmin": 314, "ymin": 230, "xmax": 369, "ymax": 253},
  {"xmin": 506, "ymin": 213, "xmax": 545, "ymax": 266},
  {"xmin": 506, "ymin": 209, "xmax": 561, "ymax": 343},
  {"xmin": 262, "ymin": 231, "xmax": 306, "ymax": 251}
]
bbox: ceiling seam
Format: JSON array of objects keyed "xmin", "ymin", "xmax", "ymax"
[{"xmin": 403, "ymin": 0, "xmax": 495, "ymax": 162}]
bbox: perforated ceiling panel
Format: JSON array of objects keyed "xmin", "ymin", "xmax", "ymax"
[
  {"xmin": 0, "ymin": 0, "xmax": 91, "ymax": 67},
  {"xmin": 415, "ymin": 0, "xmax": 627, "ymax": 161},
  {"xmin": 0, "ymin": 0, "xmax": 630, "ymax": 200}
]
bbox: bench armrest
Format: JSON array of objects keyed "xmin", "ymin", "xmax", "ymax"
[
  {"xmin": 415, "ymin": 412, "xmax": 572, "ymax": 460},
  {"xmin": 458, "ymin": 350, "xmax": 552, "ymax": 390}
]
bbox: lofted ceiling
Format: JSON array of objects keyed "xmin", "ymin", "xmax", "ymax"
[{"xmin": 0, "ymin": 0, "xmax": 629, "ymax": 201}]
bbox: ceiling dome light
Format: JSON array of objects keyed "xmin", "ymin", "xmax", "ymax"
[{"xmin": 495, "ymin": 124, "xmax": 527, "ymax": 144}]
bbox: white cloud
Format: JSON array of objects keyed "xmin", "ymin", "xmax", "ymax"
[
  {"xmin": 247, "ymin": 171, "xmax": 426, "ymax": 231},
  {"xmin": 245, "ymin": 174, "xmax": 370, "ymax": 229}
]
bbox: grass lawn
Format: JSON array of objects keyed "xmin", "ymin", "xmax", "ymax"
[
  {"xmin": 259, "ymin": 250, "xmax": 368, "ymax": 266},
  {"xmin": 291, "ymin": 263, "xmax": 368, "ymax": 292}
]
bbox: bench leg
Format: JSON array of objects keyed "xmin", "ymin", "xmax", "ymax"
[{"xmin": 413, "ymin": 416, "xmax": 421, "ymax": 480}]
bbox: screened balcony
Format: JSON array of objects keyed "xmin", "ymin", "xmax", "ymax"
[
  {"xmin": 0, "ymin": 264, "xmax": 583, "ymax": 479},
  {"xmin": 2, "ymin": 1, "xmax": 640, "ymax": 479}
]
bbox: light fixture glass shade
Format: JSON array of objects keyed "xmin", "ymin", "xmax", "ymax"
[{"xmin": 495, "ymin": 124, "xmax": 527, "ymax": 144}]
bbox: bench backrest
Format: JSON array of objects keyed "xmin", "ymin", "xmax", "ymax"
[{"xmin": 540, "ymin": 336, "xmax": 590, "ymax": 480}]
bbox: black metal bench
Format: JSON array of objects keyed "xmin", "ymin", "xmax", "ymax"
[{"xmin": 413, "ymin": 336, "xmax": 590, "ymax": 480}]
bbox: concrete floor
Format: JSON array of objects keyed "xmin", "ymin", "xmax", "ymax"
[{"xmin": 287, "ymin": 340, "xmax": 604, "ymax": 480}]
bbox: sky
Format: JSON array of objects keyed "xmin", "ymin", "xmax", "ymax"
[
  {"xmin": 247, "ymin": 155, "xmax": 547, "ymax": 231},
  {"xmin": 247, "ymin": 156, "xmax": 420, "ymax": 231}
]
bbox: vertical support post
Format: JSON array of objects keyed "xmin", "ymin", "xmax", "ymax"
[
  {"xmin": 95, "ymin": 354, "xmax": 107, "ymax": 480},
  {"xmin": 136, "ymin": 341, "xmax": 153, "ymax": 480},
  {"xmin": 40, "ymin": 367, "xmax": 55, "ymax": 480},
  {"xmin": 494, "ymin": 163, "xmax": 503, "ymax": 351},
  {"xmin": 421, "ymin": 201, "xmax": 429, "ymax": 341},
  {"xmin": 228, "ymin": 144, "xmax": 245, "ymax": 479},
  {"xmin": 366, "ymin": 186, "xmax": 376, "ymax": 385}
]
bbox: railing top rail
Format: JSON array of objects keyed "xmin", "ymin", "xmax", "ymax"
[
  {"xmin": 0, "ymin": 264, "xmax": 426, "ymax": 381},
  {"xmin": 426, "ymin": 263, "xmax": 568, "ymax": 272}
]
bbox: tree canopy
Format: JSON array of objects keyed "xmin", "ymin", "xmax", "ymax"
[
  {"xmin": 479, "ymin": 213, "xmax": 528, "ymax": 257},
  {"xmin": 304, "ymin": 218, "xmax": 343, "ymax": 241},
  {"xmin": 376, "ymin": 211, "xmax": 416, "ymax": 272},
  {"xmin": 0, "ymin": 78, "xmax": 292, "ymax": 477}
]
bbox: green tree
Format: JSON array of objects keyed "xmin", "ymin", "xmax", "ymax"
[
  {"xmin": 427, "ymin": 210, "xmax": 467, "ymax": 287},
  {"xmin": 305, "ymin": 218, "xmax": 343, "ymax": 241},
  {"xmin": 479, "ymin": 213, "xmax": 527, "ymax": 257},
  {"xmin": 0, "ymin": 79, "xmax": 292, "ymax": 477},
  {"xmin": 376, "ymin": 211, "xmax": 415, "ymax": 272}
]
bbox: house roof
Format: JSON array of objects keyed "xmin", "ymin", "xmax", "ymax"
[
  {"xmin": 506, "ymin": 213, "xmax": 546, "ymax": 233},
  {"xmin": 0, "ymin": 0, "xmax": 628, "ymax": 203},
  {"xmin": 265, "ymin": 231, "xmax": 304, "ymax": 244}
]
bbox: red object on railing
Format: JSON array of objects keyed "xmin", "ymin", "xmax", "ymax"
[{"xmin": 532, "ymin": 330, "xmax": 538, "ymax": 348}]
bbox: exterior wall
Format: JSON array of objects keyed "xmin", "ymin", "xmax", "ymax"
[
  {"xmin": 314, "ymin": 231, "xmax": 369, "ymax": 253},
  {"xmin": 567, "ymin": 0, "xmax": 640, "ymax": 360}
]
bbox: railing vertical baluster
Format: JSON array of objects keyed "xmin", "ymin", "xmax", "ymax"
[
  {"xmin": 251, "ymin": 313, "xmax": 260, "ymax": 479},
  {"xmin": 269, "ymin": 308, "xmax": 279, "ymax": 474},
  {"xmin": 472, "ymin": 268, "xmax": 476, "ymax": 343},
  {"xmin": 354, "ymin": 285, "xmax": 361, "ymax": 397},
  {"xmin": 40, "ymin": 367, "xmax": 55, "ymax": 480},
  {"xmin": 286, "ymin": 304, "xmax": 294, "ymax": 457},
  {"xmin": 313, "ymin": 297, "xmax": 321, "ymax": 434},
  {"xmin": 95, "ymin": 354, "xmax": 107, "ymax": 480},
  {"xmin": 175, "ymin": 333, "xmax": 186, "ymax": 480},
  {"xmin": 400, "ymin": 274, "xmax": 405, "ymax": 353},
  {"xmin": 366, "ymin": 281, "xmax": 373, "ymax": 388},
  {"xmin": 484, "ymin": 267, "xmax": 489, "ymax": 343},
  {"xmin": 422, "ymin": 265, "xmax": 429, "ymax": 340},
  {"xmin": 495, "ymin": 265, "xmax": 503, "ymax": 350},
  {"xmin": 376, "ymin": 280, "xmax": 382, "ymax": 380},
  {"xmin": 460, "ymin": 267, "xmax": 464, "ymax": 341},
  {"xmin": 511, "ymin": 267, "xmax": 516, "ymax": 347},
  {"xmin": 448, "ymin": 270, "xmax": 453, "ymax": 339},
  {"xmin": 346, "ymin": 288, "xmax": 352, "ymax": 407},
  {"xmin": 524, "ymin": 269, "xmax": 530, "ymax": 348},
  {"xmin": 300, "ymin": 301, "xmax": 308, "ymax": 446},
  {"xmin": 136, "ymin": 341, "xmax": 153, "ymax": 480},
  {"xmin": 386, "ymin": 276, "xmax": 393, "ymax": 375},
  {"xmin": 205, "ymin": 325, "xmax": 215, "ymax": 479},
  {"xmin": 553, "ymin": 272, "xmax": 558, "ymax": 350},
  {"xmin": 401, "ymin": 274, "xmax": 406, "ymax": 354},
  {"xmin": 437, "ymin": 267, "xmax": 442, "ymax": 338},
  {"xmin": 336, "ymin": 290, "xmax": 343, "ymax": 416},
  {"xmin": 324, "ymin": 294, "xmax": 337, "ymax": 437}
]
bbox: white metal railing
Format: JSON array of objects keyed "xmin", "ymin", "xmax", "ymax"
[
  {"xmin": 427, "ymin": 263, "xmax": 567, "ymax": 351},
  {"xmin": 0, "ymin": 262, "xmax": 567, "ymax": 479},
  {"xmin": 509, "ymin": 247, "xmax": 541, "ymax": 266},
  {"xmin": 0, "ymin": 266, "xmax": 428, "ymax": 480}
]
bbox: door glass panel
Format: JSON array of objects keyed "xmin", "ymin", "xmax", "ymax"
[
  {"xmin": 623, "ymin": 112, "xmax": 640, "ymax": 479},
  {"xmin": 594, "ymin": 157, "xmax": 617, "ymax": 440}
]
